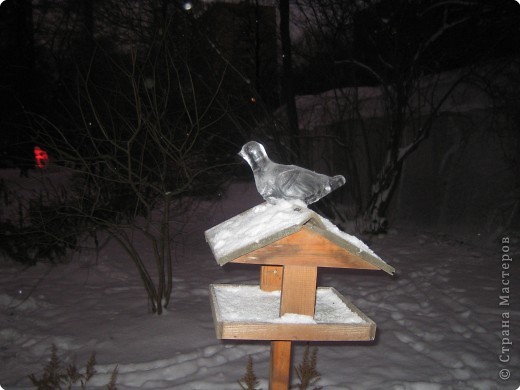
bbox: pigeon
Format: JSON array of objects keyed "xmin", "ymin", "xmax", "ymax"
[{"xmin": 239, "ymin": 141, "xmax": 346, "ymax": 205}]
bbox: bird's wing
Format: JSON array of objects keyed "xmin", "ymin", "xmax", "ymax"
[{"xmin": 274, "ymin": 168, "xmax": 325, "ymax": 200}]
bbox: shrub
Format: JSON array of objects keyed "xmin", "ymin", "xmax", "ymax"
[
  {"xmin": 238, "ymin": 356, "xmax": 260, "ymax": 390},
  {"xmin": 28, "ymin": 344, "xmax": 118, "ymax": 390},
  {"xmin": 0, "ymin": 184, "xmax": 83, "ymax": 265},
  {"xmin": 238, "ymin": 345, "xmax": 322, "ymax": 390},
  {"xmin": 293, "ymin": 345, "xmax": 322, "ymax": 390}
]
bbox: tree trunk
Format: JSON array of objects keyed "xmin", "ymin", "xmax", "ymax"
[{"xmin": 364, "ymin": 152, "xmax": 403, "ymax": 233}]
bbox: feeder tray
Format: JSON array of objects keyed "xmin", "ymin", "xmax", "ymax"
[{"xmin": 209, "ymin": 284, "xmax": 376, "ymax": 341}]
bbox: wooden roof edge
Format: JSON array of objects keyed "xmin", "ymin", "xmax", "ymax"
[{"xmin": 305, "ymin": 224, "xmax": 396, "ymax": 275}]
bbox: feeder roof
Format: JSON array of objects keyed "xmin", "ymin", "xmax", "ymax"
[{"xmin": 205, "ymin": 200, "xmax": 395, "ymax": 275}]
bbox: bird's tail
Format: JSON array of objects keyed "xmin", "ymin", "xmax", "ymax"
[{"xmin": 330, "ymin": 175, "xmax": 346, "ymax": 191}]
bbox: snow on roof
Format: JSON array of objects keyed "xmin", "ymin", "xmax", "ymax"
[
  {"xmin": 205, "ymin": 200, "xmax": 395, "ymax": 274},
  {"xmin": 205, "ymin": 200, "xmax": 314, "ymax": 262}
]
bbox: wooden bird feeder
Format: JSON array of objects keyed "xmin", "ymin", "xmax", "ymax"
[{"xmin": 205, "ymin": 201, "xmax": 395, "ymax": 390}]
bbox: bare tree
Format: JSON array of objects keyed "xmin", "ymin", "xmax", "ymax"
[
  {"xmin": 293, "ymin": 0, "xmax": 487, "ymax": 232},
  {"xmin": 470, "ymin": 60, "xmax": 520, "ymax": 233},
  {"xmin": 35, "ymin": 9, "xmax": 240, "ymax": 314}
]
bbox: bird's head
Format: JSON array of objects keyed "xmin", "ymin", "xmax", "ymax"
[{"xmin": 239, "ymin": 141, "xmax": 269, "ymax": 171}]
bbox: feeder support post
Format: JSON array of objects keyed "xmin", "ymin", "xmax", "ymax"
[
  {"xmin": 269, "ymin": 340, "xmax": 292, "ymax": 390},
  {"xmin": 280, "ymin": 265, "xmax": 317, "ymax": 317},
  {"xmin": 263, "ymin": 264, "xmax": 318, "ymax": 390}
]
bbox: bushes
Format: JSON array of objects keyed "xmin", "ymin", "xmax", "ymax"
[
  {"xmin": 239, "ymin": 345, "xmax": 322, "ymax": 390},
  {"xmin": 28, "ymin": 344, "xmax": 118, "ymax": 390},
  {"xmin": 0, "ymin": 176, "xmax": 84, "ymax": 265}
]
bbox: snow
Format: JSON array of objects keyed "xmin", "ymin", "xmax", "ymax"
[
  {"xmin": 205, "ymin": 199, "xmax": 312, "ymax": 262},
  {"xmin": 273, "ymin": 313, "xmax": 316, "ymax": 324},
  {"xmin": 315, "ymin": 214, "xmax": 382, "ymax": 260},
  {"xmin": 213, "ymin": 285, "xmax": 282, "ymax": 322},
  {"xmin": 212, "ymin": 285, "xmax": 364, "ymax": 324},
  {"xmin": 1, "ymin": 169, "xmax": 519, "ymax": 389},
  {"xmin": 205, "ymin": 199, "xmax": 387, "ymax": 266},
  {"xmin": 313, "ymin": 289, "xmax": 364, "ymax": 324}
]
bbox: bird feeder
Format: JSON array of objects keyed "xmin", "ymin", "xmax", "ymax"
[{"xmin": 205, "ymin": 201, "xmax": 395, "ymax": 390}]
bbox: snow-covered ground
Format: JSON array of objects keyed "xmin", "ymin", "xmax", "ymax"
[{"xmin": 1, "ymin": 170, "xmax": 519, "ymax": 389}]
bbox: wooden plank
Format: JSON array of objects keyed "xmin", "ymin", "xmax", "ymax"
[
  {"xmin": 331, "ymin": 286, "xmax": 377, "ymax": 339},
  {"xmin": 269, "ymin": 341, "xmax": 291, "ymax": 390},
  {"xmin": 217, "ymin": 320, "xmax": 376, "ymax": 341},
  {"xmin": 280, "ymin": 265, "xmax": 317, "ymax": 317},
  {"xmin": 208, "ymin": 283, "xmax": 224, "ymax": 340},
  {"xmin": 261, "ymin": 265, "xmax": 283, "ymax": 291},
  {"xmin": 232, "ymin": 227, "xmax": 381, "ymax": 270}
]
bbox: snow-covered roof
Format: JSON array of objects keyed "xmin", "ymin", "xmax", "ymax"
[{"xmin": 205, "ymin": 200, "xmax": 395, "ymax": 274}]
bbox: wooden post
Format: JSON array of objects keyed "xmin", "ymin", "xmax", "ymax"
[
  {"xmin": 261, "ymin": 266, "xmax": 291, "ymax": 389},
  {"xmin": 269, "ymin": 340, "xmax": 292, "ymax": 390},
  {"xmin": 280, "ymin": 265, "xmax": 317, "ymax": 317},
  {"xmin": 263, "ymin": 265, "xmax": 318, "ymax": 390},
  {"xmin": 261, "ymin": 265, "xmax": 283, "ymax": 291}
]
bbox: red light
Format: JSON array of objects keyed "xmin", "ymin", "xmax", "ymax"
[{"xmin": 34, "ymin": 146, "xmax": 49, "ymax": 168}]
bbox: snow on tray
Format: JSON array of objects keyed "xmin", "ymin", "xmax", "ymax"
[{"xmin": 213, "ymin": 285, "xmax": 365, "ymax": 324}]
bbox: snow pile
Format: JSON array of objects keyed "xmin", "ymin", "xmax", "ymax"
[{"xmin": 273, "ymin": 313, "xmax": 316, "ymax": 324}]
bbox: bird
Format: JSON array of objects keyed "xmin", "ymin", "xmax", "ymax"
[{"xmin": 239, "ymin": 141, "xmax": 346, "ymax": 205}]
